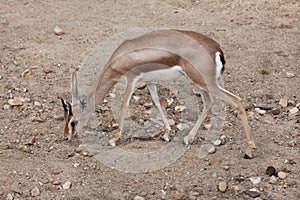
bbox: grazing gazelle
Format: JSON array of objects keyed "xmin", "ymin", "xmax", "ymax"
[{"xmin": 61, "ymin": 29, "xmax": 256, "ymax": 158}]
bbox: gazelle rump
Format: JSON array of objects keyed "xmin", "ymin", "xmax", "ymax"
[{"xmin": 61, "ymin": 29, "xmax": 256, "ymax": 158}]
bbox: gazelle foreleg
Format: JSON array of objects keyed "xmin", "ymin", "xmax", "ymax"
[
  {"xmin": 109, "ymin": 76, "xmax": 140, "ymax": 146},
  {"xmin": 147, "ymin": 83, "xmax": 171, "ymax": 141},
  {"xmin": 183, "ymin": 88, "xmax": 214, "ymax": 145}
]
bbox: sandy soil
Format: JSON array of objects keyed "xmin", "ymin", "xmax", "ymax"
[{"xmin": 0, "ymin": 0, "xmax": 299, "ymax": 199}]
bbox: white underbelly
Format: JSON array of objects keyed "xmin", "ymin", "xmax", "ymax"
[{"xmin": 140, "ymin": 65, "xmax": 184, "ymax": 82}]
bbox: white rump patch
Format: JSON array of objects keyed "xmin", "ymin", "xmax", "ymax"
[{"xmin": 215, "ymin": 52, "xmax": 223, "ymax": 78}]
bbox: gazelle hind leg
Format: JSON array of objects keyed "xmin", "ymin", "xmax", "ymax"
[
  {"xmin": 147, "ymin": 83, "xmax": 171, "ymax": 141},
  {"xmin": 109, "ymin": 76, "xmax": 139, "ymax": 146},
  {"xmin": 184, "ymin": 88, "xmax": 214, "ymax": 145},
  {"xmin": 212, "ymin": 86, "xmax": 255, "ymax": 158}
]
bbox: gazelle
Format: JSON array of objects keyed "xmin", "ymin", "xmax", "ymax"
[{"xmin": 61, "ymin": 29, "xmax": 256, "ymax": 158}]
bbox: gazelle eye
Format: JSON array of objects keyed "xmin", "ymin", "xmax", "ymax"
[{"xmin": 70, "ymin": 120, "xmax": 78, "ymax": 127}]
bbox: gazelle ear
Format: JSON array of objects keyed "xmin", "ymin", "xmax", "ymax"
[{"xmin": 71, "ymin": 72, "xmax": 80, "ymax": 103}]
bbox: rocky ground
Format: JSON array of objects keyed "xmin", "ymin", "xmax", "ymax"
[{"xmin": 0, "ymin": 0, "xmax": 299, "ymax": 199}]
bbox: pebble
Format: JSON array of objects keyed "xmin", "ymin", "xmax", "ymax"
[
  {"xmin": 133, "ymin": 196, "xmax": 145, "ymax": 200},
  {"xmin": 249, "ymin": 177, "xmax": 261, "ymax": 185},
  {"xmin": 73, "ymin": 163, "xmax": 80, "ymax": 168},
  {"xmin": 266, "ymin": 166, "xmax": 276, "ymax": 176},
  {"xmin": 2, "ymin": 104, "xmax": 11, "ymax": 110},
  {"xmin": 289, "ymin": 107, "xmax": 299, "ymax": 115},
  {"xmin": 243, "ymin": 189, "xmax": 260, "ymax": 198},
  {"xmin": 22, "ymin": 136, "xmax": 36, "ymax": 145},
  {"xmin": 133, "ymin": 95, "xmax": 141, "ymax": 101},
  {"xmin": 213, "ymin": 139, "xmax": 222, "ymax": 146},
  {"xmin": 173, "ymin": 192, "xmax": 188, "ymax": 200},
  {"xmin": 269, "ymin": 175, "xmax": 277, "ymax": 184},
  {"xmin": 254, "ymin": 108, "xmax": 266, "ymax": 115},
  {"xmin": 175, "ymin": 105, "xmax": 187, "ymax": 112},
  {"xmin": 136, "ymin": 82, "xmax": 146, "ymax": 89},
  {"xmin": 207, "ymin": 144, "xmax": 216, "ymax": 154},
  {"xmin": 53, "ymin": 26, "xmax": 64, "ymax": 35},
  {"xmin": 31, "ymin": 116, "xmax": 44, "ymax": 123},
  {"xmin": 8, "ymin": 97, "xmax": 23, "ymax": 106},
  {"xmin": 176, "ymin": 123, "xmax": 189, "ymax": 131},
  {"xmin": 269, "ymin": 108, "xmax": 280, "ymax": 115},
  {"xmin": 21, "ymin": 69, "xmax": 31, "ymax": 78},
  {"xmin": 48, "ymin": 185, "xmax": 58, "ymax": 193},
  {"xmin": 277, "ymin": 171, "xmax": 287, "ymax": 179},
  {"xmin": 285, "ymin": 159, "xmax": 296, "ymax": 165},
  {"xmin": 6, "ymin": 193, "xmax": 14, "ymax": 200},
  {"xmin": 286, "ymin": 72, "xmax": 295, "ymax": 78},
  {"xmin": 168, "ymin": 119, "xmax": 175, "ymax": 126},
  {"xmin": 31, "ymin": 187, "xmax": 40, "ymax": 197},
  {"xmin": 279, "ymin": 97, "xmax": 288, "ymax": 107},
  {"xmin": 62, "ymin": 181, "xmax": 72, "ymax": 189},
  {"xmin": 290, "ymin": 130, "xmax": 299, "ymax": 137},
  {"xmin": 203, "ymin": 123, "xmax": 211, "ymax": 130},
  {"xmin": 218, "ymin": 181, "xmax": 227, "ymax": 193},
  {"xmin": 231, "ymin": 185, "xmax": 240, "ymax": 196}
]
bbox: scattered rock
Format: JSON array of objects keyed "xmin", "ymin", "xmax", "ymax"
[
  {"xmin": 168, "ymin": 119, "xmax": 175, "ymax": 126},
  {"xmin": 279, "ymin": 97, "xmax": 288, "ymax": 107},
  {"xmin": 257, "ymin": 103, "xmax": 279, "ymax": 110},
  {"xmin": 211, "ymin": 172, "xmax": 218, "ymax": 178},
  {"xmin": 213, "ymin": 139, "xmax": 222, "ymax": 146},
  {"xmin": 286, "ymin": 72, "xmax": 295, "ymax": 78},
  {"xmin": 53, "ymin": 108, "xmax": 64, "ymax": 120},
  {"xmin": 249, "ymin": 177, "xmax": 261, "ymax": 185},
  {"xmin": 176, "ymin": 123, "xmax": 189, "ymax": 131},
  {"xmin": 173, "ymin": 192, "xmax": 188, "ymax": 200},
  {"xmin": 243, "ymin": 189, "xmax": 260, "ymax": 198},
  {"xmin": 48, "ymin": 185, "xmax": 57, "ymax": 193},
  {"xmin": 8, "ymin": 97, "xmax": 23, "ymax": 106},
  {"xmin": 6, "ymin": 193, "xmax": 14, "ymax": 200},
  {"xmin": 203, "ymin": 123, "xmax": 211, "ymax": 130},
  {"xmin": 22, "ymin": 136, "xmax": 36, "ymax": 145},
  {"xmin": 285, "ymin": 159, "xmax": 296, "ymax": 165},
  {"xmin": 190, "ymin": 190, "xmax": 203, "ymax": 197},
  {"xmin": 2, "ymin": 104, "xmax": 11, "ymax": 110},
  {"xmin": 274, "ymin": 50, "xmax": 289, "ymax": 57},
  {"xmin": 269, "ymin": 107, "xmax": 280, "ymax": 115},
  {"xmin": 43, "ymin": 68, "xmax": 53, "ymax": 74},
  {"xmin": 62, "ymin": 181, "xmax": 72, "ymax": 190},
  {"xmin": 53, "ymin": 26, "xmax": 64, "ymax": 35},
  {"xmin": 269, "ymin": 175, "xmax": 277, "ymax": 184},
  {"xmin": 73, "ymin": 163, "xmax": 80, "ymax": 168},
  {"xmin": 31, "ymin": 187, "xmax": 40, "ymax": 197},
  {"xmin": 287, "ymin": 140, "xmax": 296, "ymax": 147},
  {"xmin": 277, "ymin": 171, "xmax": 287, "ymax": 179},
  {"xmin": 133, "ymin": 196, "xmax": 145, "ymax": 200},
  {"xmin": 290, "ymin": 130, "xmax": 299, "ymax": 137},
  {"xmin": 31, "ymin": 116, "xmax": 44, "ymax": 123},
  {"xmin": 160, "ymin": 98, "xmax": 168, "ymax": 109},
  {"xmin": 175, "ymin": 105, "xmax": 187, "ymax": 112},
  {"xmin": 233, "ymin": 174, "xmax": 246, "ymax": 182},
  {"xmin": 266, "ymin": 166, "xmax": 277, "ymax": 176},
  {"xmin": 206, "ymin": 144, "xmax": 216, "ymax": 154},
  {"xmin": 254, "ymin": 108, "xmax": 266, "ymax": 115},
  {"xmin": 21, "ymin": 69, "xmax": 31, "ymax": 78},
  {"xmin": 289, "ymin": 107, "xmax": 299, "ymax": 115},
  {"xmin": 218, "ymin": 181, "xmax": 227, "ymax": 193},
  {"xmin": 208, "ymin": 159, "xmax": 219, "ymax": 166},
  {"xmin": 231, "ymin": 185, "xmax": 240, "ymax": 196}
]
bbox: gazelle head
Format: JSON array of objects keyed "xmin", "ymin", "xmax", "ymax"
[{"xmin": 61, "ymin": 73, "xmax": 86, "ymax": 140}]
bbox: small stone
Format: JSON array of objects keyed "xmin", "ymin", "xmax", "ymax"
[
  {"xmin": 175, "ymin": 105, "xmax": 187, "ymax": 112},
  {"xmin": 62, "ymin": 181, "xmax": 72, "ymax": 189},
  {"xmin": 286, "ymin": 72, "xmax": 295, "ymax": 78},
  {"xmin": 285, "ymin": 159, "xmax": 296, "ymax": 165},
  {"xmin": 233, "ymin": 174, "xmax": 246, "ymax": 182},
  {"xmin": 212, "ymin": 172, "xmax": 218, "ymax": 178},
  {"xmin": 243, "ymin": 189, "xmax": 260, "ymax": 198},
  {"xmin": 133, "ymin": 196, "xmax": 145, "ymax": 200},
  {"xmin": 73, "ymin": 163, "xmax": 80, "ymax": 168},
  {"xmin": 2, "ymin": 104, "xmax": 11, "ymax": 110},
  {"xmin": 22, "ymin": 136, "xmax": 36, "ymax": 145},
  {"xmin": 266, "ymin": 166, "xmax": 276, "ymax": 176},
  {"xmin": 173, "ymin": 192, "xmax": 188, "ymax": 200},
  {"xmin": 208, "ymin": 159, "xmax": 219, "ymax": 166},
  {"xmin": 289, "ymin": 107, "xmax": 299, "ymax": 115},
  {"xmin": 279, "ymin": 97, "xmax": 288, "ymax": 107},
  {"xmin": 53, "ymin": 180, "xmax": 61, "ymax": 185},
  {"xmin": 213, "ymin": 139, "xmax": 222, "ymax": 146},
  {"xmin": 207, "ymin": 144, "xmax": 216, "ymax": 154},
  {"xmin": 287, "ymin": 140, "xmax": 296, "ymax": 147},
  {"xmin": 249, "ymin": 177, "xmax": 261, "ymax": 185},
  {"xmin": 48, "ymin": 185, "xmax": 57, "ymax": 192},
  {"xmin": 274, "ymin": 50, "xmax": 289, "ymax": 57},
  {"xmin": 254, "ymin": 108, "xmax": 266, "ymax": 115},
  {"xmin": 269, "ymin": 175, "xmax": 277, "ymax": 184},
  {"xmin": 269, "ymin": 108, "xmax": 280, "ymax": 115},
  {"xmin": 43, "ymin": 68, "xmax": 53, "ymax": 74},
  {"xmin": 21, "ymin": 69, "xmax": 31, "ymax": 78},
  {"xmin": 53, "ymin": 108, "xmax": 64, "ymax": 120},
  {"xmin": 34, "ymin": 101, "xmax": 42, "ymax": 107},
  {"xmin": 160, "ymin": 98, "xmax": 168, "ymax": 109},
  {"xmin": 31, "ymin": 187, "xmax": 40, "ymax": 197},
  {"xmin": 222, "ymin": 166, "xmax": 230, "ymax": 170},
  {"xmin": 277, "ymin": 171, "xmax": 287, "ymax": 179},
  {"xmin": 168, "ymin": 119, "xmax": 175, "ymax": 126},
  {"xmin": 203, "ymin": 123, "xmax": 211, "ymax": 130},
  {"xmin": 53, "ymin": 26, "xmax": 64, "ymax": 35},
  {"xmin": 290, "ymin": 130, "xmax": 299, "ymax": 137},
  {"xmin": 31, "ymin": 116, "xmax": 44, "ymax": 123},
  {"xmin": 257, "ymin": 103, "xmax": 278, "ymax": 110},
  {"xmin": 6, "ymin": 193, "xmax": 14, "ymax": 200},
  {"xmin": 231, "ymin": 185, "xmax": 240, "ymax": 196},
  {"xmin": 8, "ymin": 97, "xmax": 23, "ymax": 106},
  {"xmin": 176, "ymin": 123, "xmax": 189, "ymax": 131},
  {"xmin": 144, "ymin": 102, "xmax": 153, "ymax": 109},
  {"xmin": 218, "ymin": 181, "xmax": 227, "ymax": 193}
]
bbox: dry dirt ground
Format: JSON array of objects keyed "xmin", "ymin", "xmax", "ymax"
[{"xmin": 1, "ymin": 0, "xmax": 300, "ymax": 199}]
